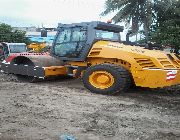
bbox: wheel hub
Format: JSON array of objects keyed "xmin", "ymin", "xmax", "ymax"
[
  {"xmin": 96, "ymin": 75, "xmax": 109, "ymax": 84},
  {"xmin": 89, "ymin": 71, "xmax": 114, "ymax": 89}
]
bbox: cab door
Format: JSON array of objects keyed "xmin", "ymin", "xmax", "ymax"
[
  {"xmin": 0, "ymin": 44, "xmax": 9, "ymax": 61},
  {"xmin": 0, "ymin": 44, "xmax": 4, "ymax": 61},
  {"xmin": 53, "ymin": 27, "xmax": 87, "ymax": 61},
  {"xmin": 3, "ymin": 44, "xmax": 10, "ymax": 59}
]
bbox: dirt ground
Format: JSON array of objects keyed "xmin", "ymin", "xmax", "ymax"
[{"xmin": 0, "ymin": 73, "xmax": 180, "ymax": 140}]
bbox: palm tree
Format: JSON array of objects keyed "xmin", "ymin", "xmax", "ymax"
[
  {"xmin": 151, "ymin": 0, "xmax": 180, "ymax": 53},
  {"xmin": 101, "ymin": 0, "xmax": 155, "ymax": 42}
]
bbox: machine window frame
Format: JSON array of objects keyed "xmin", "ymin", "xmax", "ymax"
[
  {"xmin": 56, "ymin": 28, "xmax": 71, "ymax": 44},
  {"xmin": 71, "ymin": 27, "xmax": 87, "ymax": 42},
  {"xmin": 95, "ymin": 29, "xmax": 120, "ymax": 42},
  {"xmin": 53, "ymin": 26, "xmax": 88, "ymax": 59},
  {"xmin": 51, "ymin": 21, "xmax": 123, "ymax": 62},
  {"xmin": 9, "ymin": 44, "xmax": 27, "ymax": 53}
]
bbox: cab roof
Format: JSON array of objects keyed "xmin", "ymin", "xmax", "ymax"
[{"xmin": 58, "ymin": 21, "xmax": 124, "ymax": 33}]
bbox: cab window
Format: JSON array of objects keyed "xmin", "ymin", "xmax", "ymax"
[
  {"xmin": 9, "ymin": 45, "xmax": 27, "ymax": 53},
  {"xmin": 72, "ymin": 28, "xmax": 86, "ymax": 41},
  {"xmin": 56, "ymin": 29, "xmax": 71, "ymax": 43},
  {"xmin": 96, "ymin": 30, "xmax": 119, "ymax": 41},
  {"xmin": 54, "ymin": 27, "xmax": 87, "ymax": 58}
]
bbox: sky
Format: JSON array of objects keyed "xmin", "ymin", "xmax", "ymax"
[
  {"xmin": 0, "ymin": 0, "xmax": 110, "ymax": 27},
  {"xmin": 0, "ymin": 0, "xmax": 137, "ymax": 41}
]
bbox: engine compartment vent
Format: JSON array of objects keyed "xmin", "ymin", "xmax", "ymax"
[
  {"xmin": 175, "ymin": 54, "xmax": 180, "ymax": 60},
  {"xmin": 135, "ymin": 58, "xmax": 156, "ymax": 68},
  {"xmin": 157, "ymin": 58, "xmax": 175, "ymax": 68}
]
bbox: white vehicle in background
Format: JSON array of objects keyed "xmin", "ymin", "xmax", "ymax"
[{"xmin": 0, "ymin": 43, "xmax": 27, "ymax": 61}]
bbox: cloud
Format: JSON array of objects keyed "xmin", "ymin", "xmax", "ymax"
[
  {"xmin": 0, "ymin": 0, "xmax": 109, "ymax": 27},
  {"xmin": 0, "ymin": 0, "xmax": 28, "ymax": 17},
  {"xmin": 0, "ymin": 0, "xmax": 128, "ymax": 40}
]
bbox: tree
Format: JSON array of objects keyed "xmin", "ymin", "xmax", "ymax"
[
  {"xmin": 0, "ymin": 23, "xmax": 31, "ymax": 44},
  {"xmin": 102, "ymin": 0, "xmax": 174, "ymax": 42},
  {"xmin": 102, "ymin": 0, "xmax": 155, "ymax": 41},
  {"xmin": 0, "ymin": 23, "xmax": 12, "ymax": 42},
  {"xmin": 150, "ymin": 0, "xmax": 180, "ymax": 54}
]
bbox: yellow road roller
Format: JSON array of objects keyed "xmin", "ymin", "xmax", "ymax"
[{"xmin": 1, "ymin": 21, "xmax": 180, "ymax": 95}]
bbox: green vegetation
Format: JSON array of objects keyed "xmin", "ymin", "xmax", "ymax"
[
  {"xmin": 102, "ymin": 0, "xmax": 180, "ymax": 53},
  {"xmin": 102, "ymin": 0, "xmax": 155, "ymax": 41},
  {"xmin": 0, "ymin": 23, "xmax": 31, "ymax": 44},
  {"xmin": 150, "ymin": 0, "xmax": 180, "ymax": 53}
]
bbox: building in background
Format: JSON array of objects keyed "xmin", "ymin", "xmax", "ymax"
[
  {"xmin": 12, "ymin": 26, "xmax": 37, "ymax": 32},
  {"xmin": 12, "ymin": 27, "xmax": 57, "ymax": 46}
]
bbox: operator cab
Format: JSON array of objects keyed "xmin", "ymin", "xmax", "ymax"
[
  {"xmin": 0, "ymin": 43, "xmax": 27, "ymax": 61},
  {"xmin": 52, "ymin": 21, "xmax": 124, "ymax": 61}
]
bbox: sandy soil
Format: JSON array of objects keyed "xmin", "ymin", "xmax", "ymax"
[{"xmin": 0, "ymin": 73, "xmax": 180, "ymax": 140}]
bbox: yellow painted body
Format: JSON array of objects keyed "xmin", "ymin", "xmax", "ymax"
[
  {"xmin": 43, "ymin": 40, "xmax": 180, "ymax": 89},
  {"xmin": 86, "ymin": 41, "xmax": 180, "ymax": 88},
  {"xmin": 28, "ymin": 43, "xmax": 46, "ymax": 53},
  {"xmin": 131, "ymin": 68, "xmax": 180, "ymax": 88},
  {"xmin": 44, "ymin": 66, "xmax": 67, "ymax": 76},
  {"xmin": 89, "ymin": 71, "xmax": 115, "ymax": 89}
]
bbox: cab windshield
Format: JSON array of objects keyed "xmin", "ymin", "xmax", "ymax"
[
  {"xmin": 9, "ymin": 45, "xmax": 27, "ymax": 53},
  {"xmin": 54, "ymin": 27, "xmax": 87, "ymax": 58},
  {"xmin": 95, "ymin": 30, "xmax": 120, "ymax": 41}
]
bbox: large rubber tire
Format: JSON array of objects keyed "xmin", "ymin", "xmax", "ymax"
[{"xmin": 82, "ymin": 64, "xmax": 131, "ymax": 95}]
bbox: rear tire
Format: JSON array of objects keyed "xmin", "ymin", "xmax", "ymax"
[{"xmin": 82, "ymin": 64, "xmax": 131, "ymax": 95}]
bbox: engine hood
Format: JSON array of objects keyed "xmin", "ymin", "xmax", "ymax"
[
  {"xmin": 104, "ymin": 42, "xmax": 168, "ymax": 58},
  {"xmin": 90, "ymin": 41, "xmax": 173, "ymax": 59},
  {"xmin": 89, "ymin": 41, "xmax": 180, "ymax": 69}
]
